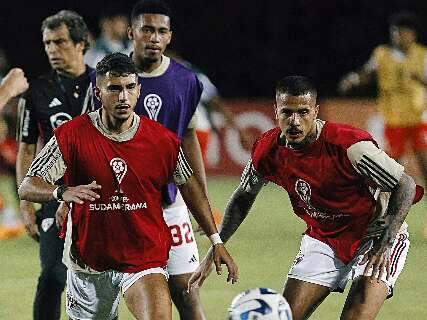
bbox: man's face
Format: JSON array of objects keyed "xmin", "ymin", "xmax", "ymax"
[
  {"xmin": 96, "ymin": 73, "xmax": 140, "ymax": 121},
  {"xmin": 390, "ymin": 25, "xmax": 416, "ymax": 50},
  {"xmin": 275, "ymin": 92, "xmax": 319, "ymax": 148},
  {"xmin": 129, "ymin": 14, "xmax": 172, "ymax": 63},
  {"xmin": 43, "ymin": 24, "xmax": 84, "ymax": 73}
]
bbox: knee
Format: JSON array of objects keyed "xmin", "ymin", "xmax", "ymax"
[{"xmin": 169, "ymin": 275, "xmax": 202, "ymax": 312}]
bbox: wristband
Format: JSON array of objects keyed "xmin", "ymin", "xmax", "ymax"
[
  {"xmin": 53, "ymin": 185, "xmax": 68, "ymax": 202},
  {"xmin": 209, "ymin": 233, "xmax": 223, "ymax": 246}
]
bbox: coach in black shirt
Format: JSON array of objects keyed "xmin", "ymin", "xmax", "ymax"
[{"xmin": 16, "ymin": 10, "xmax": 93, "ymax": 320}]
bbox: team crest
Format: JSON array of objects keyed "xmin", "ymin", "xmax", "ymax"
[
  {"xmin": 41, "ymin": 218, "xmax": 54, "ymax": 232},
  {"xmin": 295, "ymin": 179, "xmax": 312, "ymax": 205},
  {"xmin": 143, "ymin": 94, "xmax": 162, "ymax": 120},
  {"xmin": 294, "ymin": 178, "xmax": 347, "ymax": 221},
  {"xmin": 110, "ymin": 157, "xmax": 128, "ymax": 186},
  {"xmin": 50, "ymin": 112, "xmax": 72, "ymax": 129}
]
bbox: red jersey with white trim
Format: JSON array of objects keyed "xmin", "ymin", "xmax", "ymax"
[
  {"xmin": 55, "ymin": 114, "xmax": 179, "ymax": 272},
  {"xmin": 251, "ymin": 122, "xmax": 382, "ymax": 264}
]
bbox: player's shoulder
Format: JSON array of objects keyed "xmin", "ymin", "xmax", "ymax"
[
  {"xmin": 139, "ymin": 115, "xmax": 180, "ymax": 142},
  {"xmin": 169, "ymin": 59, "xmax": 198, "ymax": 82},
  {"xmin": 252, "ymin": 127, "xmax": 281, "ymax": 163},
  {"xmin": 322, "ymin": 121, "xmax": 374, "ymax": 148},
  {"xmin": 372, "ymin": 44, "xmax": 391, "ymax": 57},
  {"xmin": 26, "ymin": 70, "xmax": 56, "ymax": 93},
  {"xmin": 414, "ymin": 43, "xmax": 427, "ymax": 53},
  {"xmin": 55, "ymin": 114, "xmax": 91, "ymax": 136}
]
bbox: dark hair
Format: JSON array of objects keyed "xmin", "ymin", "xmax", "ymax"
[
  {"xmin": 131, "ymin": 0, "xmax": 172, "ymax": 24},
  {"xmin": 41, "ymin": 10, "xmax": 90, "ymax": 53},
  {"xmin": 276, "ymin": 76, "xmax": 317, "ymax": 98},
  {"xmin": 389, "ymin": 12, "xmax": 418, "ymax": 32},
  {"xmin": 96, "ymin": 52, "xmax": 137, "ymax": 79}
]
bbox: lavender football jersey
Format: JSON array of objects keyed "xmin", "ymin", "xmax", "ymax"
[{"xmin": 90, "ymin": 58, "xmax": 203, "ymax": 204}]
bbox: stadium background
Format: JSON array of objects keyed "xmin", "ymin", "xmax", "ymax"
[{"xmin": 1, "ymin": 0, "xmax": 427, "ymax": 319}]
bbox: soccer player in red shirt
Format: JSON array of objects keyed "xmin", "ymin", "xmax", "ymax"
[
  {"xmin": 18, "ymin": 53, "xmax": 238, "ymax": 320},
  {"xmin": 189, "ymin": 76, "xmax": 422, "ymax": 320}
]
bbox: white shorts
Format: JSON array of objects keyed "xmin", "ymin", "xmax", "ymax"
[
  {"xmin": 163, "ymin": 205, "xmax": 200, "ymax": 275},
  {"xmin": 66, "ymin": 267, "xmax": 167, "ymax": 320},
  {"xmin": 288, "ymin": 232, "xmax": 409, "ymax": 297}
]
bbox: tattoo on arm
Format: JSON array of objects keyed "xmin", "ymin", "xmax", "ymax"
[
  {"xmin": 219, "ymin": 186, "xmax": 259, "ymax": 243},
  {"xmin": 383, "ymin": 173, "xmax": 415, "ymax": 246}
]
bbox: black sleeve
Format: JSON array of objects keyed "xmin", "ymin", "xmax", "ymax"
[{"xmin": 17, "ymin": 89, "xmax": 39, "ymax": 144}]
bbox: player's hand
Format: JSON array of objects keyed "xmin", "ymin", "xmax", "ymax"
[
  {"xmin": 188, "ymin": 244, "xmax": 238, "ymax": 292},
  {"xmin": 55, "ymin": 201, "xmax": 70, "ymax": 229},
  {"xmin": 188, "ymin": 247, "xmax": 215, "ymax": 292},
  {"xmin": 360, "ymin": 230, "xmax": 393, "ymax": 282},
  {"xmin": 20, "ymin": 200, "xmax": 39, "ymax": 241},
  {"xmin": 212, "ymin": 243, "xmax": 238, "ymax": 284},
  {"xmin": 337, "ymin": 72, "xmax": 359, "ymax": 94},
  {"xmin": 1, "ymin": 68, "xmax": 29, "ymax": 98},
  {"xmin": 62, "ymin": 181, "xmax": 101, "ymax": 204}
]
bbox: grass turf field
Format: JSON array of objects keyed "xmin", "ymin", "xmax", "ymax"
[{"xmin": 1, "ymin": 176, "xmax": 426, "ymax": 319}]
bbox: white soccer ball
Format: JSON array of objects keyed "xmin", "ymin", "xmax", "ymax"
[{"xmin": 228, "ymin": 287, "xmax": 293, "ymax": 320}]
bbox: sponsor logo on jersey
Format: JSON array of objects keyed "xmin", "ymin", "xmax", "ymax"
[
  {"xmin": 295, "ymin": 178, "xmax": 347, "ymax": 221},
  {"xmin": 89, "ymin": 202, "xmax": 148, "ymax": 211},
  {"xmin": 50, "ymin": 112, "xmax": 72, "ymax": 129},
  {"xmin": 188, "ymin": 254, "xmax": 198, "ymax": 264},
  {"xmin": 49, "ymin": 97, "xmax": 62, "ymax": 108},
  {"xmin": 90, "ymin": 158, "xmax": 147, "ymax": 212},
  {"xmin": 41, "ymin": 218, "xmax": 54, "ymax": 232},
  {"xmin": 143, "ymin": 93, "xmax": 162, "ymax": 120}
]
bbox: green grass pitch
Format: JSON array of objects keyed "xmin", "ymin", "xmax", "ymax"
[{"xmin": 1, "ymin": 177, "xmax": 426, "ymax": 319}]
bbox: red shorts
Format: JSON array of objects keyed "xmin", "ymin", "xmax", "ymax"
[
  {"xmin": 196, "ymin": 130, "xmax": 210, "ymax": 163},
  {"xmin": 384, "ymin": 124, "xmax": 427, "ymax": 159}
]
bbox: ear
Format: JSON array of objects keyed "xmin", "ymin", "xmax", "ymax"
[
  {"xmin": 167, "ymin": 30, "xmax": 173, "ymax": 45},
  {"xmin": 314, "ymin": 104, "xmax": 320, "ymax": 118},
  {"xmin": 76, "ymin": 42, "xmax": 85, "ymax": 54},
  {"xmin": 136, "ymin": 83, "xmax": 141, "ymax": 100},
  {"xmin": 273, "ymin": 104, "xmax": 279, "ymax": 120},
  {"xmin": 128, "ymin": 26, "xmax": 134, "ymax": 40}
]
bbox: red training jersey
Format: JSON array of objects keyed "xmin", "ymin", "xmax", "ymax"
[
  {"xmin": 55, "ymin": 114, "xmax": 179, "ymax": 272},
  {"xmin": 252, "ymin": 122, "xmax": 379, "ymax": 263}
]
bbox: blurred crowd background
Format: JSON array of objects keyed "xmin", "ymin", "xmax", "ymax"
[{"xmin": 1, "ymin": 0, "xmax": 427, "ymax": 237}]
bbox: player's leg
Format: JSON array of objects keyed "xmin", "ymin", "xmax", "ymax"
[
  {"xmin": 283, "ymin": 278, "xmax": 330, "ymax": 320},
  {"xmin": 340, "ymin": 277, "xmax": 387, "ymax": 320},
  {"xmin": 169, "ymin": 273, "xmax": 205, "ymax": 320},
  {"xmin": 284, "ymin": 235, "xmax": 354, "ymax": 320},
  {"xmin": 123, "ymin": 273, "xmax": 172, "ymax": 320},
  {"xmin": 164, "ymin": 204, "xmax": 205, "ymax": 320},
  {"xmin": 341, "ymin": 232, "xmax": 410, "ymax": 319},
  {"xmin": 66, "ymin": 269, "xmax": 121, "ymax": 320},
  {"xmin": 34, "ymin": 202, "xmax": 66, "ymax": 320}
]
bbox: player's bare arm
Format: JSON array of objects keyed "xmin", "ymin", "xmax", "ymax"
[
  {"xmin": 16, "ymin": 142, "xmax": 39, "ymax": 240},
  {"xmin": 19, "ymin": 177, "xmax": 101, "ymax": 204},
  {"xmin": 0, "ymin": 68, "xmax": 28, "ymax": 109},
  {"xmin": 181, "ymin": 127, "xmax": 208, "ymax": 194},
  {"xmin": 18, "ymin": 135, "xmax": 101, "ymax": 205},
  {"xmin": 361, "ymin": 173, "xmax": 416, "ymax": 282},
  {"xmin": 338, "ymin": 61, "xmax": 375, "ymax": 94},
  {"xmin": 178, "ymin": 173, "xmax": 238, "ymax": 287},
  {"xmin": 188, "ymin": 160, "xmax": 265, "ymax": 291}
]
